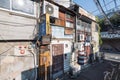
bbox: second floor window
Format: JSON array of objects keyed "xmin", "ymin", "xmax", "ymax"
[
  {"xmin": 12, "ymin": 0, "xmax": 34, "ymax": 14},
  {"xmin": 0, "ymin": 0, "xmax": 34, "ymax": 15},
  {"xmin": 0, "ymin": 0, "xmax": 10, "ymax": 9}
]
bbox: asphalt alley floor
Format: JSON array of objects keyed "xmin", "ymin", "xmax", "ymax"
[{"xmin": 62, "ymin": 60, "xmax": 119, "ymax": 80}]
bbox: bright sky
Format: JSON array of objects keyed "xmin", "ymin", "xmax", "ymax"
[{"xmin": 73, "ymin": 0, "xmax": 120, "ymax": 15}]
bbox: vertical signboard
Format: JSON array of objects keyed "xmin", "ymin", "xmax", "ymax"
[
  {"xmin": 39, "ymin": 21, "xmax": 46, "ymax": 36},
  {"xmin": 39, "ymin": 14, "xmax": 51, "ymax": 37},
  {"xmin": 39, "ymin": 46, "xmax": 50, "ymax": 80},
  {"xmin": 46, "ymin": 13, "xmax": 51, "ymax": 35}
]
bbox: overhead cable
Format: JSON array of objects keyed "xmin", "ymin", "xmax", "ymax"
[
  {"xmin": 93, "ymin": 0, "xmax": 114, "ymax": 29},
  {"xmin": 103, "ymin": 0, "xmax": 108, "ymax": 11},
  {"xmin": 92, "ymin": 0, "xmax": 114, "ymax": 13}
]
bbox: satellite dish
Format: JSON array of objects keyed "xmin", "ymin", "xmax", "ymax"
[{"xmin": 45, "ymin": 4, "xmax": 54, "ymax": 15}]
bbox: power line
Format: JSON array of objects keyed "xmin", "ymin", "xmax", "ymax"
[
  {"xmin": 91, "ymin": 0, "xmax": 114, "ymax": 13},
  {"xmin": 105, "ymin": 4, "xmax": 120, "ymax": 13},
  {"xmin": 103, "ymin": 0, "xmax": 108, "ymax": 11},
  {"xmin": 113, "ymin": 0, "xmax": 118, "ymax": 10},
  {"xmin": 93, "ymin": 0, "xmax": 114, "ymax": 29},
  {"xmin": 0, "ymin": 33, "xmax": 38, "ymax": 80}
]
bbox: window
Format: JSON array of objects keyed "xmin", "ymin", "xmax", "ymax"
[
  {"xmin": 0, "ymin": 0, "xmax": 34, "ymax": 15},
  {"xmin": 86, "ymin": 36, "xmax": 91, "ymax": 42},
  {"xmin": 0, "ymin": 0, "xmax": 10, "ymax": 9},
  {"xmin": 77, "ymin": 20, "xmax": 81, "ymax": 26},
  {"xmin": 66, "ymin": 21, "xmax": 74, "ymax": 28},
  {"xmin": 78, "ymin": 34, "xmax": 84, "ymax": 41},
  {"xmin": 82, "ymin": 21, "xmax": 85, "ymax": 27},
  {"xmin": 66, "ymin": 14, "xmax": 73, "ymax": 19},
  {"xmin": 12, "ymin": 0, "xmax": 34, "ymax": 14},
  {"xmin": 95, "ymin": 25, "xmax": 99, "ymax": 32}
]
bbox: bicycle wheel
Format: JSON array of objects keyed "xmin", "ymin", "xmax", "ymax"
[
  {"xmin": 114, "ymin": 73, "xmax": 120, "ymax": 80},
  {"xmin": 104, "ymin": 73, "xmax": 111, "ymax": 80}
]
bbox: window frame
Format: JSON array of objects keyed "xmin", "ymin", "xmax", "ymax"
[
  {"xmin": 0, "ymin": 0, "xmax": 10, "ymax": 10},
  {"xmin": 95, "ymin": 24, "xmax": 99, "ymax": 32},
  {"xmin": 0, "ymin": 0, "xmax": 36, "ymax": 17}
]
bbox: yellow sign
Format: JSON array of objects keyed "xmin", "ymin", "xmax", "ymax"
[
  {"xmin": 46, "ymin": 13, "xmax": 51, "ymax": 35},
  {"xmin": 39, "ymin": 50, "xmax": 50, "ymax": 80}
]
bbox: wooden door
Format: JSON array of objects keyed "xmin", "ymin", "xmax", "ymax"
[{"xmin": 52, "ymin": 44, "xmax": 64, "ymax": 78}]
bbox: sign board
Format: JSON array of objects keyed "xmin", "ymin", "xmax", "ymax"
[
  {"xmin": 64, "ymin": 28, "xmax": 73, "ymax": 35},
  {"xmin": 14, "ymin": 45, "xmax": 33, "ymax": 56},
  {"xmin": 39, "ymin": 14, "xmax": 51, "ymax": 37},
  {"xmin": 52, "ymin": 26, "xmax": 73, "ymax": 39},
  {"xmin": 39, "ymin": 21, "xmax": 46, "ymax": 36}
]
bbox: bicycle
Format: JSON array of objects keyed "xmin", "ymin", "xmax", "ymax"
[
  {"xmin": 104, "ymin": 62, "xmax": 119, "ymax": 80},
  {"xmin": 114, "ymin": 64, "xmax": 120, "ymax": 80}
]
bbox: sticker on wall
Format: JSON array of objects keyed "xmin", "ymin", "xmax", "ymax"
[{"xmin": 14, "ymin": 45, "xmax": 33, "ymax": 56}]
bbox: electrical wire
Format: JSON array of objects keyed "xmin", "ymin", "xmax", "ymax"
[
  {"xmin": 93, "ymin": 0, "xmax": 114, "ymax": 29},
  {"xmin": 28, "ymin": 50, "xmax": 37, "ymax": 80},
  {"xmin": 0, "ymin": 46, "xmax": 13, "ymax": 56},
  {"xmin": 103, "ymin": 0, "xmax": 108, "ymax": 11},
  {"xmin": 53, "ymin": 0, "xmax": 70, "ymax": 2},
  {"xmin": 0, "ymin": 34, "xmax": 38, "ymax": 80},
  {"xmin": 104, "ymin": 4, "xmax": 120, "ymax": 14},
  {"xmin": 0, "ymin": 34, "xmax": 32, "ymax": 56},
  {"xmin": 113, "ymin": 0, "xmax": 118, "ymax": 10},
  {"xmin": 91, "ymin": 0, "xmax": 114, "ymax": 13},
  {"xmin": 0, "ymin": 34, "xmax": 18, "ymax": 56}
]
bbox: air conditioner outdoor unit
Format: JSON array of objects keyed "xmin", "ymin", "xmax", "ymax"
[{"xmin": 43, "ymin": 1, "xmax": 59, "ymax": 18}]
